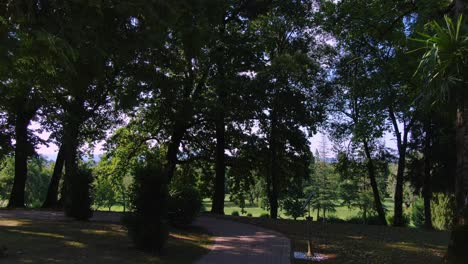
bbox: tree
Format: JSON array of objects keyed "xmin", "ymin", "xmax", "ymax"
[
  {"xmin": 0, "ymin": 155, "xmax": 52, "ymax": 207},
  {"xmin": 413, "ymin": 14, "xmax": 468, "ymax": 263},
  {"xmin": 0, "ymin": 2, "xmax": 71, "ymax": 207},
  {"xmin": 249, "ymin": 0, "xmax": 330, "ymax": 218},
  {"xmin": 305, "ymin": 154, "xmax": 339, "ymax": 220},
  {"xmin": 328, "ymin": 52, "xmax": 389, "ymax": 225}
]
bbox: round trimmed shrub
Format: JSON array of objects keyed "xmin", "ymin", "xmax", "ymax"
[
  {"xmin": 123, "ymin": 161, "xmax": 169, "ymax": 254},
  {"xmin": 64, "ymin": 165, "xmax": 93, "ymax": 221},
  {"xmin": 231, "ymin": 211, "xmax": 240, "ymax": 216}
]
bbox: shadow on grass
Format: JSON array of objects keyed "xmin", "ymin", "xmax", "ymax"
[
  {"xmin": 211, "ymin": 215, "xmax": 449, "ymax": 264},
  {"xmin": 0, "ymin": 218, "xmax": 211, "ymax": 264}
]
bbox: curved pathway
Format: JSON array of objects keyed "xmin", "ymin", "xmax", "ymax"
[{"xmin": 194, "ymin": 216, "xmax": 290, "ymax": 264}]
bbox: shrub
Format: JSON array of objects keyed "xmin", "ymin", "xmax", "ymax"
[
  {"xmin": 231, "ymin": 211, "xmax": 240, "ymax": 216},
  {"xmin": 168, "ymin": 185, "xmax": 201, "ymax": 227},
  {"xmin": 325, "ymin": 217, "xmax": 347, "ymax": 223},
  {"xmin": 64, "ymin": 165, "xmax": 93, "ymax": 221},
  {"xmin": 387, "ymin": 214, "xmax": 410, "ymax": 227},
  {"xmin": 246, "ymin": 213, "xmax": 252, "ymax": 217},
  {"xmin": 259, "ymin": 213, "xmax": 269, "ymax": 218},
  {"xmin": 431, "ymin": 193, "xmax": 455, "ymax": 230},
  {"xmin": 123, "ymin": 161, "xmax": 168, "ymax": 254},
  {"xmin": 346, "ymin": 216, "xmax": 365, "ymax": 224},
  {"xmin": 411, "ymin": 197, "xmax": 425, "ymax": 228}
]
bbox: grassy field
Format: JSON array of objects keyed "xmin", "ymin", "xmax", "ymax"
[
  {"xmin": 217, "ymin": 215, "xmax": 450, "ymax": 264},
  {"xmin": 26, "ymin": 195, "xmax": 397, "ymax": 222},
  {"xmin": 201, "ymin": 197, "xmax": 397, "ymax": 221},
  {"xmin": 0, "ymin": 218, "xmax": 211, "ymax": 264}
]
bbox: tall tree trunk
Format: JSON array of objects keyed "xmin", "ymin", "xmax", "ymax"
[
  {"xmin": 389, "ymin": 107, "xmax": 410, "ymax": 226},
  {"xmin": 63, "ymin": 118, "xmax": 80, "ymax": 217},
  {"xmin": 423, "ymin": 120, "xmax": 433, "ymax": 229},
  {"xmin": 42, "ymin": 144, "xmax": 66, "ymax": 208},
  {"xmin": 363, "ymin": 139, "xmax": 387, "ymax": 225},
  {"xmin": 447, "ymin": 97, "xmax": 468, "ymax": 263},
  {"xmin": 211, "ymin": 17, "xmax": 228, "ymax": 215},
  {"xmin": 211, "ymin": 114, "xmax": 226, "ymax": 214},
  {"xmin": 165, "ymin": 122, "xmax": 186, "ymax": 182},
  {"xmin": 446, "ymin": 4, "xmax": 468, "ymax": 262},
  {"xmin": 393, "ymin": 151, "xmax": 407, "ymax": 226},
  {"xmin": 268, "ymin": 112, "xmax": 279, "ymax": 219},
  {"xmin": 8, "ymin": 113, "xmax": 30, "ymax": 208}
]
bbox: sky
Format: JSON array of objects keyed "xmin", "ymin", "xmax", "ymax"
[{"xmin": 33, "ymin": 121, "xmax": 399, "ymax": 161}]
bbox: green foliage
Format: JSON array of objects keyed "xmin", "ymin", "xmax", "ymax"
[
  {"xmin": 123, "ymin": 158, "xmax": 168, "ymax": 254},
  {"xmin": 93, "ymin": 175, "xmax": 118, "ymax": 211},
  {"xmin": 168, "ymin": 185, "xmax": 201, "ymax": 227},
  {"xmin": 64, "ymin": 165, "xmax": 93, "ymax": 220},
  {"xmin": 231, "ymin": 211, "xmax": 240, "ymax": 216},
  {"xmin": 386, "ymin": 213, "xmax": 410, "ymax": 227},
  {"xmin": 413, "ymin": 15, "xmax": 468, "ymax": 96},
  {"xmin": 93, "ymin": 153, "xmax": 134, "ymax": 211},
  {"xmin": 282, "ymin": 179, "xmax": 306, "ymax": 220},
  {"xmin": 431, "ymin": 193, "xmax": 455, "ymax": 231},
  {"xmin": 408, "ymin": 193, "xmax": 455, "ymax": 230},
  {"xmin": 282, "ymin": 197, "xmax": 305, "ymax": 220},
  {"xmin": 305, "ymin": 159, "xmax": 339, "ymax": 218},
  {"xmin": 335, "ymin": 152, "xmax": 389, "ymax": 221},
  {"xmin": 411, "ymin": 197, "xmax": 425, "ymax": 228},
  {"xmin": 0, "ymin": 156, "xmax": 52, "ymax": 207}
]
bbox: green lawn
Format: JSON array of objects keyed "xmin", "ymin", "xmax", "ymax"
[
  {"xmin": 201, "ymin": 197, "xmax": 397, "ymax": 221},
  {"xmin": 219, "ymin": 215, "xmax": 450, "ymax": 264},
  {"xmin": 0, "ymin": 218, "xmax": 211, "ymax": 264}
]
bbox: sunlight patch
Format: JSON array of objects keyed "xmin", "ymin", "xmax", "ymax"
[
  {"xmin": 81, "ymin": 229, "xmax": 111, "ymax": 235},
  {"xmin": 64, "ymin": 241, "xmax": 87, "ymax": 248},
  {"xmin": 386, "ymin": 242, "xmax": 423, "ymax": 253},
  {"xmin": 0, "ymin": 219, "xmax": 27, "ymax": 227},
  {"xmin": 9, "ymin": 229, "xmax": 65, "ymax": 239}
]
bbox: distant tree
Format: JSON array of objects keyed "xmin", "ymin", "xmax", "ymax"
[
  {"xmin": 305, "ymin": 155, "xmax": 339, "ymax": 220},
  {"xmin": 0, "ymin": 156, "xmax": 52, "ymax": 207}
]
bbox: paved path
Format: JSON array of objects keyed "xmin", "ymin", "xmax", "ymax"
[
  {"xmin": 0, "ymin": 210, "xmax": 291, "ymax": 264},
  {"xmin": 194, "ymin": 217, "xmax": 290, "ymax": 264}
]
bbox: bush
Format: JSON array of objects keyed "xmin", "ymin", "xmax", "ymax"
[
  {"xmin": 168, "ymin": 185, "xmax": 201, "ymax": 227},
  {"xmin": 346, "ymin": 216, "xmax": 365, "ymax": 224},
  {"xmin": 346, "ymin": 215, "xmax": 390, "ymax": 225},
  {"xmin": 64, "ymin": 165, "xmax": 93, "ymax": 221},
  {"xmin": 231, "ymin": 211, "xmax": 240, "ymax": 216},
  {"xmin": 431, "ymin": 193, "xmax": 455, "ymax": 230},
  {"xmin": 259, "ymin": 213, "xmax": 269, "ymax": 218},
  {"xmin": 387, "ymin": 214, "xmax": 410, "ymax": 227},
  {"xmin": 246, "ymin": 213, "xmax": 252, "ymax": 217},
  {"xmin": 411, "ymin": 197, "xmax": 425, "ymax": 228},
  {"xmin": 123, "ymin": 161, "xmax": 168, "ymax": 254},
  {"xmin": 325, "ymin": 217, "xmax": 347, "ymax": 223}
]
